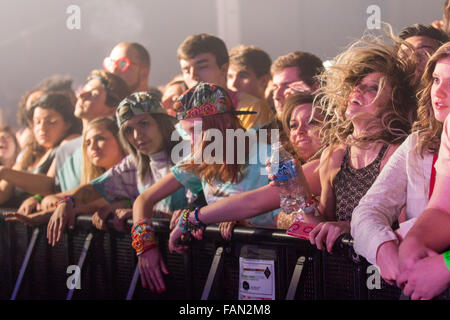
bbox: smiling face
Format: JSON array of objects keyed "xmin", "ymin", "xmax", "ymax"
[
  {"xmin": 122, "ymin": 113, "xmax": 164, "ymax": 156},
  {"xmin": 32, "ymin": 107, "xmax": 71, "ymax": 149},
  {"xmin": 346, "ymin": 72, "xmax": 392, "ymax": 123},
  {"xmin": 179, "ymin": 53, "xmax": 228, "ymax": 89},
  {"xmin": 85, "ymin": 125, "xmax": 123, "ymax": 170},
  {"xmin": 289, "ymin": 103, "xmax": 322, "ymax": 162},
  {"xmin": 431, "ymin": 56, "xmax": 450, "ymax": 123}
]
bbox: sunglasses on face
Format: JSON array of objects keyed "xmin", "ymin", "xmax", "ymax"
[{"xmin": 103, "ymin": 56, "xmax": 137, "ymax": 72}]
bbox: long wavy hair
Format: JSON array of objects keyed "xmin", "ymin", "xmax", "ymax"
[
  {"xmin": 317, "ymin": 32, "xmax": 417, "ymax": 156},
  {"xmin": 412, "ymin": 42, "xmax": 450, "ymax": 156},
  {"xmin": 180, "ymin": 112, "xmax": 250, "ymax": 184}
]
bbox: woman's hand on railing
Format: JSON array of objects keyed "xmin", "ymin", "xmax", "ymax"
[
  {"xmin": 398, "ymin": 253, "xmax": 450, "ymax": 300},
  {"xmin": 168, "ymin": 223, "xmax": 189, "ymax": 254},
  {"xmin": 46, "ymin": 202, "xmax": 75, "ymax": 246},
  {"xmin": 17, "ymin": 196, "xmax": 41, "ymax": 215},
  {"xmin": 375, "ymin": 240, "xmax": 400, "ymax": 286},
  {"xmin": 219, "ymin": 221, "xmax": 237, "ymax": 241},
  {"xmin": 138, "ymin": 247, "xmax": 168, "ymax": 293},
  {"xmin": 92, "ymin": 206, "xmax": 111, "ymax": 231},
  {"xmin": 309, "ymin": 221, "xmax": 350, "ymax": 253},
  {"xmin": 169, "ymin": 209, "xmax": 183, "ymax": 230},
  {"xmin": 111, "ymin": 208, "xmax": 132, "ymax": 232},
  {"xmin": 3, "ymin": 210, "xmax": 53, "ymax": 226},
  {"xmin": 41, "ymin": 195, "xmax": 61, "ymax": 211}
]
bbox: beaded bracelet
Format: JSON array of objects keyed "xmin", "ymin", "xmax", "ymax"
[
  {"xmin": 131, "ymin": 218, "xmax": 157, "ymax": 256},
  {"xmin": 33, "ymin": 194, "xmax": 43, "ymax": 203},
  {"xmin": 194, "ymin": 206, "xmax": 207, "ymax": 228},
  {"xmin": 444, "ymin": 250, "xmax": 450, "ymax": 272},
  {"xmin": 178, "ymin": 209, "xmax": 197, "ymax": 234},
  {"xmin": 56, "ymin": 195, "xmax": 76, "ymax": 209}
]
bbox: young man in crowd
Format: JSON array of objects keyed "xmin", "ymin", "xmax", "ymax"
[
  {"xmin": 398, "ymin": 23, "xmax": 448, "ymax": 84},
  {"xmin": 227, "ymin": 44, "xmax": 272, "ymax": 101},
  {"xmin": 103, "ymin": 42, "xmax": 151, "ymax": 93},
  {"xmin": 177, "ymin": 33, "xmax": 276, "ymax": 130},
  {"xmin": 270, "ymin": 51, "xmax": 323, "ymax": 119}
]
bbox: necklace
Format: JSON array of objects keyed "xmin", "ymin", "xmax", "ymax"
[{"xmin": 305, "ymin": 148, "xmax": 322, "ymax": 163}]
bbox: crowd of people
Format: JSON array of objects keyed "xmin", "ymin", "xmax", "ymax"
[{"xmin": 1, "ymin": 1, "xmax": 450, "ymax": 301}]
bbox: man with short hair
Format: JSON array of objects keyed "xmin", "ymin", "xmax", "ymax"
[
  {"xmin": 103, "ymin": 42, "xmax": 151, "ymax": 93},
  {"xmin": 398, "ymin": 23, "xmax": 449, "ymax": 83},
  {"xmin": 271, "ymin": 51, "xmax": 323, "ymax": 119},
  {"xmin": 227, "ymin": 45, "xmax": 272, "ymax": 100},
  {"xmin": 177, "ymin": 34, "xmax": 276, "ymax": 130}
]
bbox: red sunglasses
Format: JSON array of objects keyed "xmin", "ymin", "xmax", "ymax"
[{"xmin": 103, "ymin": 56, "xmax": 137, "ymax": 72}]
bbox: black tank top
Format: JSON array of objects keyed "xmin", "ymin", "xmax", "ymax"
[{"xmin": 332, "ymin": 144, "xmax": 388, "ymax": 222}]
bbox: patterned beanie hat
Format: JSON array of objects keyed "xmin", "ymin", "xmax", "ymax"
[
  {"xmin": 116, "ymin": 91, "xmax": 169, "ymax": 127},
  {"xmin": 175, "ymin": 82, "xmax": 255, "ymax": 120}
]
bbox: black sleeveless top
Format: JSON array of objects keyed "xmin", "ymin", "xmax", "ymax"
[{"xmin": 332, "ymin": 144, "xmax": 388, "ymax": 222}]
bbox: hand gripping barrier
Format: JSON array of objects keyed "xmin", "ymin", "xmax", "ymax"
[{"xmin": 1, "ymin": 210, "xmax": 449, "ymax": 300}]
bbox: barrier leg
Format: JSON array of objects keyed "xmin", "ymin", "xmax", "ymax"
[
  {"xmin": 285, "ymin": 256, "xmax": 306, "ymax": 300},
  {"xmin": 125, "ymin": 265, "xmax": 140, "ymax": 300},
  {"xmin": 10, "ymin": 228, "xmax": 40, "ymax": 300},
  {"xmin": 201, "ymin": 246, "xmax": 224, "ymax": 300},
  {"xmin": 66, "ymin": 232, "xmax": 94, "ymax": 300}
]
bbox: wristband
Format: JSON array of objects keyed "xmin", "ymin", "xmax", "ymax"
[
  {"xmin": 444, "ymin": 251, "xmax": 450, "ymax": 271},
  {"xmin": 131, "ymin": 218, "xmax": 157, "ymax": 256},
  {"xmin": 56, "ymin": 195, "xmax": 76, "ymax": 209},
  {"xmin": 178, "ymin": 209, "xmax": 196, "ymax": 234},
  {"xmin": 194, "ymin": 206, "xmax": 207, "ymax": 228},
  {"xmin": 300, "ymin": 198, "xmax": 320, "ymax": 216},
  {"xmin": 33, "ymin": 194, "xmax": 43, "ymax": 203}
]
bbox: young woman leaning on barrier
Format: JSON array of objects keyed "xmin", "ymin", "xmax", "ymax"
[
  {"xmin": 132, "ymin": 83, "xmax": 278, "ymax": 293},
  {"xmin": 0, "ymin": 93, "xmax": 81, "ymax": 206},
  {"xmin": 305, "ymin": 33, "xmax": 417, "ymax": 254},
  {"xmin": 40, "ymin": 92, "xmax": 188, "ymax": 245},
  {"xmin": 216, "ymin": 92, "xmax": 323, "ymax": 239},
  {"xmin": 3, "ymin": 117, "xmax": 126, "ymax": 225},
  {"xmin": 351, "ymin": 42, "xmax": 450, "ymax": 288},
  {"xmin": 394, "ymin": 43, "xmax": 450, "ymax": 300},
  {"xmin": 167, "ymin": 92, "xmax": 323, "ymax": 245}
]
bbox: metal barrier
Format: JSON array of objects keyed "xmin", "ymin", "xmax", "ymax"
[{"xmin": 1, "ymin": 211, "xmax": 449, "ymax": 300}]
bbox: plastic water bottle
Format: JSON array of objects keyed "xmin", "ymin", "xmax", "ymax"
[{"xmin": 270, "ymin": 142, "xmax": 306, "ymax": 216}]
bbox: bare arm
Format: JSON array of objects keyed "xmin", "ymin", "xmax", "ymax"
[
  {"xmin": 133, "ymin": 172, "xmax": 184, "ymax": 223},
  {"xmin": 0, "ymin": 166, "xmax": 55, "ymax": 196},
  {"xmin": 196, "ymin": 184, "xmax": 280, "ymax": 224}
]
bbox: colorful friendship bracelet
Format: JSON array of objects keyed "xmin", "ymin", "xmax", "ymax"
[
  {"xmin": 178, "ymin": 209, "xmax": 197, "ymax": 234},
  {"xmin": 131, "ymin": 218, "xmax": 157, "ymax": 256},
  {"xmin": 444, "ymin": 250, "xmax": 450, "ymax": 272}
]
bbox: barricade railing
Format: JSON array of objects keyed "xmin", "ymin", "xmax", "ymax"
[{"xmin": 1, "ymin": 209, "xmax": 449, "ymax": 300}]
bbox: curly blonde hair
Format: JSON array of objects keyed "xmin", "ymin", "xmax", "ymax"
[
  {"xmin": 317, "ymin": 32, "xmax": 417, "ymax": 153},
  {"xmin": 412, "ymin": 42, "xmax": 450, "ymax": 156}
]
